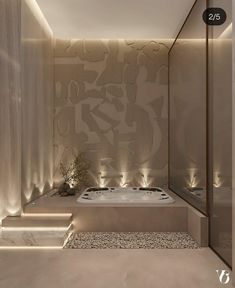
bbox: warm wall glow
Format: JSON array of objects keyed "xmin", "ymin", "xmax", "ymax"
[
  {"xmin": 138, "ymin": 169, "xmax": 151, "ymax": 187},
  {"xmin": 99, "ymin": 173, "xmax": 108, "ymax": 187},
  {"xmin": 213, "ymin": 172, "xmax": 222, "ymax": 188},
  {"xmin": 6, "ymin": 207, "xmax": 21, "ymax": 216},
  {"xmin": 120, "ymin": 172, "xmax": 129, "ymax": 187},
  {"xmin": 187, "ymin": 168, "xmax": 199, "ymax": 188}
]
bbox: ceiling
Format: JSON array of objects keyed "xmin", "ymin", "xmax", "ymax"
[{"xmin": 36, "ymin": 0, "xmax": 196, "ymax": 39}]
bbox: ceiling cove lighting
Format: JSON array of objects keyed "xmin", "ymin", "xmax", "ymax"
[
  {"xmin": 30, "ymin": 0, "xmax": 52, "ymax": 35},
  {"xmin": 218, "ymin": 23, "xmax": 232, "ymax": 39}
]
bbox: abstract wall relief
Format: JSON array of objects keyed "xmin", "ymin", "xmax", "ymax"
[{"xmin": 54, "ymin": 39, "xmax": 169, "ymax": 187}]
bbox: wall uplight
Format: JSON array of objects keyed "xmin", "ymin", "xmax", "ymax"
[
  {"xmin": 138, "ymin": 170, "xmax": 150, "ymax": 187},
  {"xmin": 213, "ymin": 172, "xmax": 222, "ymax": 188},
  {"xmin": 187, "ymin": 168, "xmax": 199, "ymax": 188}
]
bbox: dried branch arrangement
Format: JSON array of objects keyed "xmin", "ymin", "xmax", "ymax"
[{"xmin": 60, "ymin": 151, "xmax": 91, "ymax": 189}]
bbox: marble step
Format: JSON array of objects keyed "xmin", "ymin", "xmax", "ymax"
[
  {"xmin": 0, "ymin": 228, "xmax": 72, "ymax": 248},
  {"xmin": 2, "ymin": 215, "xmax": 72, "ymax": 229}
]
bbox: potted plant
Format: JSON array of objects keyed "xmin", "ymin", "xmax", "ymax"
[{"xmin": 59, "ymin": 151, "xmax": 91, "ymax": 196}]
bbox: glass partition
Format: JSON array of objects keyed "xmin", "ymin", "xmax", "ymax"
[
  {"xmin": 169, "ymin": 0, "xmax": 207, "ymax": 213},
  {"xmin": 169, "ymin": 0, "xmax": 232, "ymax": 267},
  {"xmin": 208, "ymin": 0, "xmax": 232, "ymax": 267}
]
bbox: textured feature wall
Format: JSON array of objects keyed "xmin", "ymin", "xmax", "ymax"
[{"xmin": 54, "ymin": 39, "xmax": 169, "ymax": 187}]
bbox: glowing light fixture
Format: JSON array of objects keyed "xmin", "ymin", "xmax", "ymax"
[
  {"xmin": 63, "ymin": 231, "xmax": 73, "ymax": 248},
  {"xmin": 29, "ymin": 0, "xmax": 52, "ymax": 35},
  {"xmin": 1, "ymin": 227, "xmax": 70, "ymax": 231},
  {"xmin": 187, "ymin": 168, "xmax": 199, "ymax": 188},
  {"xmin": 99, "ymin": 177, "xmax": 106, "ymax": 188},
  {"xmin": 213, "ymin": 172, "xmax": 222, "ymax": 188},
  {"xmin": 139, "ymin": 170, "xmax": 149, "ymax": 187},
  {"xmin": 0, "ymin": 246, "xmax": 62, "ymax": 250},
  {"xmin": 120, "ymin": 172, "xmax": 128, "ymax": 187},
  {"xmin": 38, "ymin": 184, "xmax": 45, "ymax": 194},
  {"xmin": 2, "ymin": 223, "xmax": 72, "ymax": 232},
  {"xmin": 7, "ymin": 207, "xmax": 21, "ymax": 216},
  {"xmin": 21, "ymin": 213, "xmax": 72, "ymax": 217}
]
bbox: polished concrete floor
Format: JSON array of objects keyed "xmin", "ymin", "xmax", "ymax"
[{"xmin": 0, "ymin": 248, "xmax": 233, "ymax": 288}]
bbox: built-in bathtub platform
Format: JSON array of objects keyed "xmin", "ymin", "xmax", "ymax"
[{"xmin": 23, "ymin": 188, "xmax": 208, "ymax": 247}]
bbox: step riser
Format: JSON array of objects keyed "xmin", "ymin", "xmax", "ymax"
[
  {"xmin": 2, "ymin": 216, "xmax": 72, "ymax": 229},
  {"xmin": 0, "ymin": 231, "xmax": 67, "ymax": 247}
]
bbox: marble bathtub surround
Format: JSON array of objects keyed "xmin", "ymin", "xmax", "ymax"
[
  {"xmin": 54, "ymin": 39, "xmax": 169, "ymax": 188},
  {"xmin": 64, "ymin": 232, "xmax": 199, "ymax": 249}
]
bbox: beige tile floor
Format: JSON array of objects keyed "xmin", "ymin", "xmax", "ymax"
[{"xmin": 0, "ymin": 248, "xmax": 233, "ymax": 288}]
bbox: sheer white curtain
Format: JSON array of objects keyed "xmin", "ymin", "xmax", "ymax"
[
  {"xmin": 21, "ymin": 0, "xmax": 54, "ymax": 205},
  {"xmin": 0, "ymin": 0, "xmax": 54, "ymax": 222},
  {"xmin": 0, "ymin": 0, "xmax": 22, "ymax": 220}
]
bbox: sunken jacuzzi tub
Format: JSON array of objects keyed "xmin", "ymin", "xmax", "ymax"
[
  {"xmin": 77, "ymin": 187, "xmax": 175, "ymax": 205},
  {"xmin": 72, "ymin": 186, "xmax": 190, "ymax": 234},
  {"xmin": 72, "ymin": 186, "xmax": 187, "ymax": 234}
]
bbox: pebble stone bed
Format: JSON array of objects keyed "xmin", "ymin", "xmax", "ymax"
[{"xmin": 64, "ymin": 232, "xmax": 199, "ymax": 249}]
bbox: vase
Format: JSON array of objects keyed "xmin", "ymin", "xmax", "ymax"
[{"xmin": 58, "ymin": 182, "xmax": 70, "ymax": 196}]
